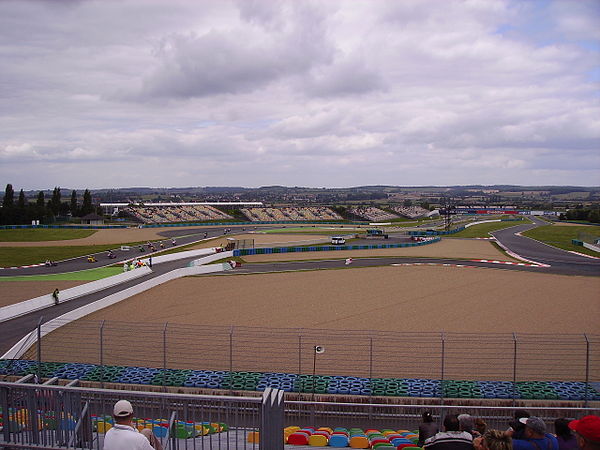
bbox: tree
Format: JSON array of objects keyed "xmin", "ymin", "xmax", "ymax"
[
  {"xmin": 81, "ymin": 189, "xmax": 93, "ymax": 216},
  {"xmin": 49, "ymin": 187, "xmax": 61, "ymax": 215},
  {"xmin": 2, "ymin": 184, "xmax": 14, "ymax": 208},
  {"xmin": 17, "ymin": 189, "xmax": 26, "ymax": 209},
  {"xmin": 70, "ymin": 190, "xmax": 78, "ymax": 216},
  {"xmin": 36, "ymin": 191, "xmax": 45, "ymax": 208}
]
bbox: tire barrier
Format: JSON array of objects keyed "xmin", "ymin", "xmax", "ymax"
[{"xmin": 1, "ymin": 360, "xmax": 599, "ymax": 401}]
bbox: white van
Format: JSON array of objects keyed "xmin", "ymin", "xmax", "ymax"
[{"xmin": 331, "ymin": 236, "xmax": 346, "ymax": 245}]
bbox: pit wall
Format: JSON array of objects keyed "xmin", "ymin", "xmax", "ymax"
[
  {"xmin": 233, "ymin": 238, "xmax": 441, "ymax": 256},
  {"xmin": 0, "ymin": 266, "xmax": 153, "ymax": 323}
]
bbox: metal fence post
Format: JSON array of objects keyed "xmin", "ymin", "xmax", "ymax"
[
  {"xmin": 100, "ymin": 320, "xmax": 105, "ymax": 388},
  {"xmin": 298, "ymin": 334, "xmax": 302, "ymax": 375},
  {"xmin": 369, "ymin": 337, "xmax": 373, "ymax": 392},
  {"xmin": 163, "ymin": 322, "xmax": 168, "ymax": 389},
  {"xmin": 584, "ymin": 334, "xmax": 590, "ymax": 408},
  {"xmin": 440, "ymin": 332, "xmax": 445, "ymax": 405},
  {"xmin": 512, "ymin": 332, "xmax": 518, "ymax": 405},
  {"xmin": 229, "ymin": 326, "xmax": 234, "ymax": 375},
  {"xmin": 261, "ymin": 388, "xmax": 284, "ymax": 450},
  {"xmin": 36, "ymin": 316, "xmax": 43, "ymax": 382}
]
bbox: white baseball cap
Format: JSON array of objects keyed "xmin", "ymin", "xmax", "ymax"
[{"xmin": 113, "ymin": 400, "xmax": 133, "ymax": 417}]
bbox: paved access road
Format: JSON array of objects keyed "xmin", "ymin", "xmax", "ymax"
[{"xmin": 491, "ymin": 217, "xmax": 600, "ymax": 276}]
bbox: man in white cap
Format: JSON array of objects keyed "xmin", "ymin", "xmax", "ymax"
[{"xmin": 103, "ymin": 400, "xmax": 154, "ymax": 450}]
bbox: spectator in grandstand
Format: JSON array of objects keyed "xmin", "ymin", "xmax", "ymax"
[
  {"xmin": 555, "ymin": 418, "xmax": 578, "ymax": 450},
  {"xmin": 510, "ymin": 417, "xmax": 558, "ymax": 450},
  {"xmin": 419, "ymin": 411, "xmax": 439, "ymax": 446},
  {"xmin": 103, "ymin": 400, "xmax": 154, "ymax": 450},
  {"xmin": 569, "ymin": 416, "xmax": 600, "ymax": 450},
  {"xmin": 459, "ymin": 414, "xmax": 476, "ymax": 436},
  {"xmin": 475, "ymin": 418, "xmax": 488, "ymax": 437},
  {"xmin": 424, "ymin": 414, "xmax": 473, "ymax": 450},
  {"xmin": 475, "ymin": 430, "xmax": 513, "ymax": 450},
  {"xmin": 508, "ymin": 410, "xmax": 531, "ymax": 440}
]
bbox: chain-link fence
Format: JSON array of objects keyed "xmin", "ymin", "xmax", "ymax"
[{"xmin": 16, "ymin": 320, "xmax": 600, "ymax": 386}]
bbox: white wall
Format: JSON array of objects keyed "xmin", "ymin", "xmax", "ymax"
[{"xmin": 0, "ymin": 266, "xmax": 153, "ymax": 323}]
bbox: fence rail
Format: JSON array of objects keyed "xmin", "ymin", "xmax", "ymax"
[{"xmin": 11, "ymin": 320, "xmax": 600, "ymax": 392}]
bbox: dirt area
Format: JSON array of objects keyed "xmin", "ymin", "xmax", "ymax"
[
  {"xmin": 33, "ymin": 266, "xmax": 599, "ymax": 381},
  {"xmin": 0, "ymin": 281, "xmax": 86, "ymax": 307},
  {"xmin": 0, "ymin": 227, "xmax": 203, "ymax": 247},
  {"xmin": 240, "ymin": 238, "xmax": 514, "ymax": 262}
]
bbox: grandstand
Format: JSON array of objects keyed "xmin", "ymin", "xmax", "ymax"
[
  {"xmin": 240, "ymin": 206, "xmax": 343, "ymax": 222},
  {"xmin": 349, "ymin": 206, "xmax": 399, "ymax": 222},
  {"xmin": 124, "ymin": 204, "xmax": 233, "ymax": 224},
  {"xmin": 392, "ymin": 205, "xmax": 431, "ymax": 219}
]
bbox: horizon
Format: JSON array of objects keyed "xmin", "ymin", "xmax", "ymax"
[{"xmin": 1, "ymin": 0, "xmax": 599, "ymax": 189}]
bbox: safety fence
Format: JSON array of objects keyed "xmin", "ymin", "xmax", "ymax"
[
  {"xmin": 0, "ymin": 380, "xmax": 597, "ymax": 450},
  {"xmin": 5, "ymin": 321, "xmax": 600, "ymax": 403},
  {"xmin": 0, "ymin": 380, "xmax": 283, "ymax": 449},
  {"xmin": 233, "ymin": 238, "xmax": 441, "ymax": 256}
]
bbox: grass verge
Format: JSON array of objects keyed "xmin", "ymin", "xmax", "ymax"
[
  {"xmin": 0, "ymin": 267, "xmax": 123, "ymax": 282},
  {"xmin": 521, "ymin": 224, "xmax": 600, "ymax": 257},
  {"xmin": 0, "ymin": 228, "xmax": 96, "ymax": 242},
  {"xmin": 446, "ymin": 220, "xmax": 527, "ymax": 238}
]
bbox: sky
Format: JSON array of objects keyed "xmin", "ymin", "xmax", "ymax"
[{"xmin": 1, "ymin": 0, "xmax": 599, "ymax": 190}]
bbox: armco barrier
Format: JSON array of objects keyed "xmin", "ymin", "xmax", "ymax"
[
  {"xmin": 2, "ymin": 264, "xmax": 229, "ymax": 360},
  {"xmin": 0, "ymin": 266, "xmax": 153, "ymax": 323},
  {"xmin": 233, "ymin": 238, "xmax": 441, "ymax": 257},
  {"xmin": 139, "ymin": 247, "xmax": 217, "ymax": 265},
  {"xmin": 142, "ymin": 220, "xmax": 367, "ymax": 228},
  {"xmin": 409, "ymin": 228, "xmax": 465, "ymax": 236}
]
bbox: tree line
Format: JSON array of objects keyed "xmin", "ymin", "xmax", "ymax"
[{"xmin": 0, "ymin": 184, "xmax": 96, "ymax": 225}]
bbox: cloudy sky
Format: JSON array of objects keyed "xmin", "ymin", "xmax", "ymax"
[{"xmin": 1, "ymin": 0, "xmax": 599, "ymax": 190}]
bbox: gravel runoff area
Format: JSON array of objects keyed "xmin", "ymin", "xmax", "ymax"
[{"xmin": 45, "ymin": 265, "xmax": 599, "ymax": 335}]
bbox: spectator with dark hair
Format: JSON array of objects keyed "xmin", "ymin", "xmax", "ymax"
[
  {"xmin": 508, "ymin": 410, "xmax": 531, "ymax": 440},
  {"xmin": 555, "ymin": 418, "xmax": 578, "ymax": 450},
  {"xmin": 569, "ymin": 416, "xmax": 600, "ymax": 450},
  {"xmin": 425, "ymin": 414, "xmax": 474, "ymax": 450},
  {"xmin": 419, "ymin": 411, "xmax": 439, "ymax": 446},
  {"xmin": 510, "ymin": 417, "xmax": 558, "ymax": 450}
]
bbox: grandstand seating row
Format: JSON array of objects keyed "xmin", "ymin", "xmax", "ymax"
[
  {"xmin": 2, "ymin": 360, "xmax": 598, "ymax": 401},
  {"xmin": 240, "ymin": 207, "xmax": 343, "ymax": 222},
  {"xmin": 125, "ymin": 205, "xmax": 232, "ymax": 224},
  {"xmin": 391, "ymin": 206, "xmax": 430, "ymax": 219},
  {"xmin": 282, "ymin": 426, "xmax": 419, "ymax": 447},
  {"xmin": 349, "ymin": 206, "xmax": 399, "ymax": 222}
]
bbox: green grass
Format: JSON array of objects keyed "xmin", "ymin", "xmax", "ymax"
[
  {"xmin": 0, "ymin": 242, "xmax": 153, "ymax": 267},
  {"xmin": 0, "ymin": 266, "xmax": 123, "ymax": 281},
  {"xmin": 0, "ymin": 228, "xmax": 96, "ymax": 242},
  {"xmin": 522, "ymin": 224, "xmax": 600, "ymax": 257},
  {"xmin": 447, "ymin": 220, "xmax": 527, "ymax": 238}
]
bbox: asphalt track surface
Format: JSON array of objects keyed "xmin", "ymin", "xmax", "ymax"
[{"xmin": 1, "ymin": 220, "xmax": 598, "ymax": 355}]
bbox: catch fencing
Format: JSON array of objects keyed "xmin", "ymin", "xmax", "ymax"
[{"xmin": 13, "ymin": 320, "xmax": 600, "ymax": 397}]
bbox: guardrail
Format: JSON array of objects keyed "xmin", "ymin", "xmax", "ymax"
[
  {"xmin": 0, "ymin": 266, "xmax": 153, "ymax": 323},
  {"xmin": 0, "ymin": 381, "xmax": 284, "ymax": 449},
  {"xmin": 233, "ymin": 238, "xmax": 441, "ymax": 256},
  {"xmin": 0, "ymin": 224, "xmax": 127, "ymax": 229}
]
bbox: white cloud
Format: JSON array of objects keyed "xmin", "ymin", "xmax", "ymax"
[{"xmin": 0, "ymin": 0, "xmax": 598, "ymax": 189}]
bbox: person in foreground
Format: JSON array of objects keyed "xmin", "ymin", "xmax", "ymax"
[
  {"xmin": 509, "ymin": 417, "xmax": 558, "ymax": 450},
  {"xmin": 424, "ymin": 414, "xmax": 474, "ymax": 450},
  {"xmin": 569, "ymin": 416, "xmax": 600, "ymax": 450},
  {"xmin": 103, "ymin": 400, "xmax": 154, "ymax": 450},
  {"xmin": 475, "ymin": 430, "xmax": 513, "ymax": 450}
]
